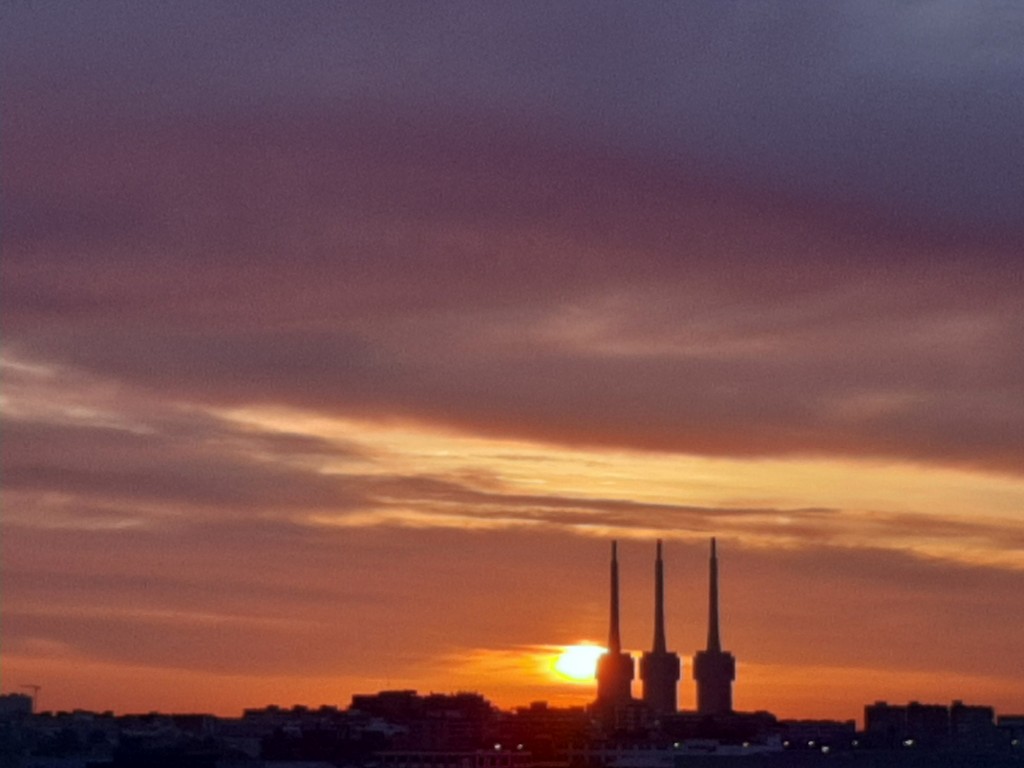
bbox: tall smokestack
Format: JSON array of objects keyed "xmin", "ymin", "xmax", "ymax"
[
  {"xmin": 609, "ymin": 540, "xmax": 622, "ymax": 653},
  {"xmin": 693, "ymin": 537, "xmax": 735, "ymax": 715},
  {"xmin": 641, "ymin": 539, "xmax": 680, "ymax": 715},
  {"xmin": 707, "ymin": 537, "xmax": 721, "ymax": 653},
  {"xmin": 652, "ymin": 539, "xmax": 666, "ymax": 653},
  {"xmin": 595, "ymin": 540, "xmax": 634, "ymax": 709}
]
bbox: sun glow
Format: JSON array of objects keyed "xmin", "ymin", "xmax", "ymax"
[{"xmin": 553, "ymin": 644, "xmax": 605, "ymax": 683}]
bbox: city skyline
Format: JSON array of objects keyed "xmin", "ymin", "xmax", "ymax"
[
  {"xmin": 1, "ymin": 541, "xmax": 1020, "ymax": 733},
  {"xmin": 2, "ymin": 2, "xmax": 1022, "ymax": 722},
  {"xmin": 2, "ymin": 532, "xmax": 1019, "ymax": 721}
]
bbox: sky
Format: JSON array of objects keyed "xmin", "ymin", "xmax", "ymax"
[{"xmin": 2, "ymin": 2, "xmax": 1023, "ymax": 723}]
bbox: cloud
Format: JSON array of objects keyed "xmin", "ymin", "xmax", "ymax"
[
  {"xmin": 5, "ymin": 7, "xmax": 1022, "ymax": 472},
  {"xmin": 4, "ymin": 376, "xmax": 1020, "ymax": 571},
  {"xmin": 1, "ymin": 414, "xmax": 366, "ymax": 514},
  {"xmin": 1, "ymin": 353, "xmax": 1019, "ymax": 569},
  {"xmin": 5, "ymin": 3, "xmax": 1021, "ymax": 230},
  {"xmin": 3, "ymin": 113, "xmax": 1021, "ymax": 472}
]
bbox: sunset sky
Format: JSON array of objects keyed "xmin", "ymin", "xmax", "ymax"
[{"xmin": 2, "ymin": 3, "xmax": 1023, "ymax": 723}]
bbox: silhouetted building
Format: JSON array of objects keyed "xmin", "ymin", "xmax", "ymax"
[
  {"xmin": 864, "ymin": 699, "xmax": 1008, "ymax": 753},
  {"xmin": 349, "ymin": 691, "xmax": 495, "ymax": 751},
  {"xmin": 594, "ymin": 541, "xmax": 635, "ymax": 710},
  {"xmin": 864, "ymin": 701, "xmax": 907, "ymax": 748},
  {"xmin": 906, "ymin": 701, "xmax": 950, "ymax": 748},
  {"xmin": 692, "ymin": 538, "xmax": 736, "ymax": 716},
  {"xmin": 997, "ymin": 714, "xmax": 1024, "ymax": 749},
  {"xmin": 496, "ymin": 702, "xmax": 589, "ymax": 760},
  {"xmin": 639, "ymin": 540, "xmax": 681, "ymax": 716},
  {"xmin": 863, "ymin": 700, "xmax": 990, "ymax": 750},
  {"xmin": 0, "ymin": 694, "xmax": 33, "ymax": 718},
  {"xmin": 352, "ymin": 690, "xmax": 424, "ymax": 722}
]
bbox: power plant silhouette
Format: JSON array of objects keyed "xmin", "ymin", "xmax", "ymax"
[{"xmin": 595, "ymin": 538, "xmax": 735, "ymax": 717}]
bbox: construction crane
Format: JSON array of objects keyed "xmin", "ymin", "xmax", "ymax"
[{"xmin": 19, "ymin": 684, "xmax": 41, "ymax": 712}]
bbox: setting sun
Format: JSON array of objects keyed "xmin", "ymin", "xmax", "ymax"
[{"xmin": 553, "ymin": 644, "xmax": 606, "ymax": 683}]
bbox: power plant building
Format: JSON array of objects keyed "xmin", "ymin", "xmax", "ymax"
[
  {"xmin": 594, "ymin": 537, "xmax": 735, "ymax": 718},
  {"xmin": 692, "ymin": 537, "xmax": 736, "ymax": 715},
  {"xmin": 639, "ymin": 540, "xmax": 681, "ymax": 715},
  {"xmin": 594, "ymin": 541, "xmax": 635, "ymax": 709}
]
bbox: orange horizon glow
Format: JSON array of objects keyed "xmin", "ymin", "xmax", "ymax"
[
  {"xmin": 4, "ymin": 383, "xmax": 1023, "ymax": 721},
  {"xmin": 5, "ymin": 645, "xmax": 1022, "ymax": 726}
]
